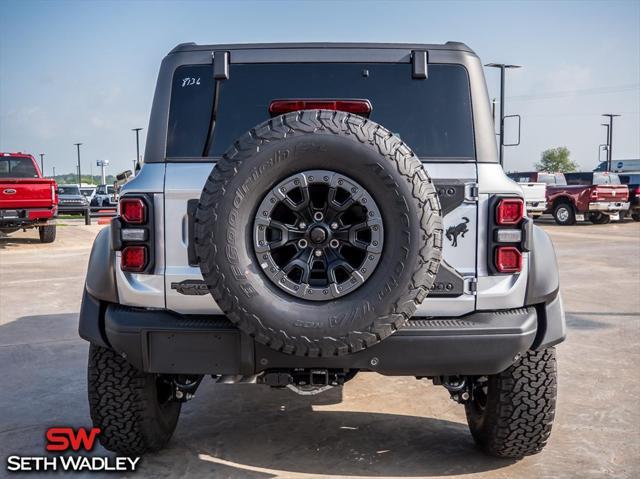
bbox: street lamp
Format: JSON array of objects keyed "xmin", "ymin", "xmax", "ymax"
[
  {"xmin": 602, "ymin": 114, "xmax": 620, "ymax": 171},
  {"xmin": 485, "ymin": 63, "xmax": 521, "ymax": 166},
  {"xmin": 132, "ymin": 128, "xmax": 143, "ymax": 172},
  {"xmin": 74, "ymin": 143, "xmax": 82, "ymax": 185}
]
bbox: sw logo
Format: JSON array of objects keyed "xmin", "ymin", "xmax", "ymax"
[
  {"xmin": 5, "ymin": 427, "xmax": 140, "ymax": 472},
  {"xmin": 46, "ymin": 427, "xmax": 100, "ymax": 452},
  {"xmin": 446, "ymin": 217, "xmax": 469, "ymax": 247}
]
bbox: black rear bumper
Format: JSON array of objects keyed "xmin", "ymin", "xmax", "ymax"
[{"xmin": 80, "ymin": 291, "xmax": 542, "ymax": 377}]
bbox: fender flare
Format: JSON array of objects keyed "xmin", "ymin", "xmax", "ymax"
[
  {"xmin": 86, "ymin": 226, "xmax": 118, "ymax": 303},
  {"xmin": 526, "ymin": 224, "xmax": 566, "ymax": 349},
  {"xmin": 79, "ymin": 227, "xmax": 117, "ymax": 347}
]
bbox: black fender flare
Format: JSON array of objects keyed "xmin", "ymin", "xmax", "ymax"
[
  {"xmin": 526, "ymin": 224, "xmax": 566, "ymax": 349},
  {"xmin": 86, "ymin": 226, "xmax": 118, "ymax": 303},
  {"xmin": 79, "ymin": 226, "xmax": 117, "ymax": 347}
]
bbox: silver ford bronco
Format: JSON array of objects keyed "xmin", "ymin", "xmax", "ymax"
[{"xmin": 79, "ymin": 42, "xmax": 565, "ymax": 458}]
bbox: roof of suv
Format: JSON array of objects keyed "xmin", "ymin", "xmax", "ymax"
[{"xmin": 170, "ymin": 41, "xmax": 474, "ymax": 54}]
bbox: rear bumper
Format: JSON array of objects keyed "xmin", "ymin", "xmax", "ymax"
[
  {"xmin": 79, "ymin": 291, "xmax": 560, "ymax": 377},
  {"xmin": 0, "ymin": 207, "xmax": 56, "ymax": 228},
  {"xmin": 588, "ymin": 201, "xmax": 629, "ymax": 212},
  {"xmin": 526, "ymin": 200, "xmax": 546, "ymax": 215}
]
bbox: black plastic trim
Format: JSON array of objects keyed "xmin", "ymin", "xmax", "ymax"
[
  {"xmin": 525, "ymin": 224, "xmax": 560, "ymax": 305},
  {"xmin": 78, "ymin": 289, "xmax": 110, "ymax": 348},
  {"xmin": 85, "ymin": 227, "xmax": 118, "ymax": 303},
  {"xmin": 432, "ymin": 179, "xmax": 467, "ymax": 217},
  {"xmin": 187, "ymin": 199, "xmax": 199, "ymax": 266},
  {"xmin": 101, "ymin": 304, "xmax": 537, "ymax": 376}
]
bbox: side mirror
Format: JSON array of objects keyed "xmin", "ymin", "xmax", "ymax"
[{"xmin": 504, "ymin": 114, "xmax": 521, "ymax": 147}]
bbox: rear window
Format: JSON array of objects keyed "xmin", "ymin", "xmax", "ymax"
[
  {"xmin": 620, "ymin": 174, "xmax": 640, "ymax": 184},
  {"xmin": 58, "ymin": 185, "xmax": 80, "ymax": 195},
  {"xmin": 538, "ymin": 173, "xmax": 566, "ymax": 185},
  {"xmin": 167, "ymin": 63, "xmax": 475, "ymax": 160},
  {"xmin": 566, "ymin": 173, "xmax": 620, "ymax": 185},
  {"xmin": 0, "ymin": 156, "xmax": 38, "ymax": 178}
]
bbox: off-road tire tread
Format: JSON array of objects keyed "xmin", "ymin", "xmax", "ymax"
[
  {"xmin": 195, "ymin": 110, "xmax": 442, "ymax": 357},
  {"xmin": 87, "ymin": 344, "xmax": 180, "ymax": 455},
  {"xmin": 38, "ymin": 225, "xmax": 56, "ymax": 243},
  {"xmin": 466, "ymin": 348, "xmax": 557, "ymax": 458}
]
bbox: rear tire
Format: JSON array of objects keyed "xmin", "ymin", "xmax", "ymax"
[
  {"xmin": 465, "ymin": 348, "xmax": 557, "ymax": 458},
  {"xmin": 553, "ymin": 202, "xmax": 575, "ymax": 225},
  {"xmin": 632, "ymin": 213, "xmax": 640, "ymax": 222},
  {"xmin": 588, "ymin": 212, "xmax": 611, "ymax": 224},
  {"xmin": 87, "ymin": 344, "xmax": 181, "ymax": 455},
  {"xmin": 38, "ymin": 225, "xmax": 56, "ymax": 243}
]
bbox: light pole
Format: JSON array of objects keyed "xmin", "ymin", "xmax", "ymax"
[
  {"xmin": 132, "ymin": 128, "xmax": 143, "ymax": 171},
  {"xmin": 600, "ymin": 123, "xmax": 610, "ymax": 168},
  {"xmin": 74, "ymin": 143, "xmax": 82, "ymax": 185},
  {"xmin": 602, "ymin": 114, "xmax": 620, "ymax": 171},
  {"xmin": 485, "ymin": 63, "xmax": 521, "ymax": 166},
  {"xmin": 39, "ymin": 153, "xmax": 45, "ymax": 176}
]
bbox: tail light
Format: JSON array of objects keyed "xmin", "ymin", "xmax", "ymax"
[
  {"xmin": 120, "ymin": 197, "xmax": 146, "ymax": 224},
  {"xmin": 489, "ymin": 196, "xmax": 527, "ymax": 274},
  {"xmin": 590, "ymin": 189, "xmax": 599, "ymax": 200},
  {"xmin": 113, "ymin": 195, "xmax": 154, "ymax": 274},
  {"xmin": 269, "ymin": 99, "xmax": 372, "ymax": 116},
  {"xmin": 635, "ymin": 186, "xmax": 640, "ymax": 195},
  {"xmin": 496, "ymin": 198, "xmax": 524, "ymax": 225},
  {"xmin": 495, "ymin": 246, "xmax": 522, "ymax": 273},
  {"xmin": 121, "ymin": 246, "xmax": 147, "ymax": 272}
]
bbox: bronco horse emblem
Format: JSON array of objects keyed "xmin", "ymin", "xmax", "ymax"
[{"xmin": 446, "ymin": 217, "xmax": 469, "ymax": 247}]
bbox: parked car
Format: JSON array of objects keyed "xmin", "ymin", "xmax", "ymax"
[
  {"xmin": 80, "ymin": 42, "xmax": 565, "ymax": 459},
  {"xmin": 90, "ymin": 184, "xmax": 116, "ymax": 207},
  {"xmin": 80, "ymin": 185, "xmax": 97, "ymax": 203},
  {"xmin": 619, "ymin": 172, "xmax": 640, "ymax": 221},
  {"xmin": 57, "ymin": 184, "xmax": 89, "ymax": 215},
  {"xmin": 507, "ymin": 173, "xmax": 547, "ymax": 217},
  {"xmin": 0, "ymin": 152, "xmax": 58, "ymax": 242},
  {"xmin": 512, "ymin": 171, "xmax": 629, "ymax": 225},
  {"xmin": 563, "ymin": 172, "xmax": 629, "ymax": 224}
]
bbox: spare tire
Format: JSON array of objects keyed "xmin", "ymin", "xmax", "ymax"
[{"xmin": 195, "ymin": 110, "xmax": 442, "ymax": 356}]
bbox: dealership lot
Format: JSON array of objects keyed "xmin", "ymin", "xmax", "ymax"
[{"xmin": 1, "ymin": 219, "xmax": 639, "ymax": 478}]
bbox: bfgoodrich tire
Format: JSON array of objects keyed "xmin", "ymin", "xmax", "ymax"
[
  {"xmin": 87, "ymin": 345, "xmax": 181, "ymax": 455},
  {"xmin": 195, "ymin": 110, "xmax": 443, "ymax": 357},
  {"xmin": 465, "ymin": 348, "xmax": 557, "ymax": 458}
]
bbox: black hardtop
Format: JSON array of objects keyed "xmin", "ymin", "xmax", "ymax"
[{"xmin": 169, "ymin": 41, "xmax": 474, "ymax": 55}]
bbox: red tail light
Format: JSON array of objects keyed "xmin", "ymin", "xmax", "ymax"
[
  {"xmin": 590, "ymin": 189, "xmax": 599, "ymax": 200},
  {"xmin": 269, "ymin": 99, "xmax": 372, "ymax": 116},
  {"xmin": 496, "ymin": 198, "xmax": 524, "ymax": 225},
  {"xmin": 495, "ymin": 246, "xmax": 522, "ymax": 273},
  {"xmin": 634, "ymin": 186, "xmax": 640, "ymax": 195},
  {"xmin": 121, "ymin": 246, "xmax": 147, "ymax": 272},
  {"xmin": 120, "ymin": 198, "xmax": 146, "ymax": 224}
]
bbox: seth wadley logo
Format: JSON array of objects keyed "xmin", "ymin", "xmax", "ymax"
[{"xmin": 5, "ymin": 427, "xmax": 141, "ymax": 473}]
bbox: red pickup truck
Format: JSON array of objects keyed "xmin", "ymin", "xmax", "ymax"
[
  {"xmin": 0, "ymin": 152, "xmax": 58, "ymax": 242},
  {"xmin": 512, "ymin": 171, "xmax": 629, "ymax": 225}
]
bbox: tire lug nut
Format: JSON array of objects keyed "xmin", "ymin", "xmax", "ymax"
[
  {"xmin": 330, "ymin": 222, "xmax": 339, "ymax": 230},
  {"xmin": 299, "ymin": 222, "xmax": 307, "ymax": 229},
  {"xmin": 314, "ymin": 249, "xmax": 322, "ymax": 257}
]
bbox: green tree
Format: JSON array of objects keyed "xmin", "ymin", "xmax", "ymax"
[{"xmin": 535, "ymin": 147, "xmax": 579, "ymax": 173}]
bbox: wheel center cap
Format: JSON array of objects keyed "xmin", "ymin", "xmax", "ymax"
[{"xmin": 309, "ymin": 226, "xmax": 327, "ymax": 244}]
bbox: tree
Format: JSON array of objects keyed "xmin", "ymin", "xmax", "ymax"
[{"xmin": 535, "ymin": 147, "xmax": 579, "ymax": 173}]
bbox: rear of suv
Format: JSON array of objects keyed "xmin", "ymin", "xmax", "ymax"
[{"xmin": 79, "ymin": 42, "xmax": 565, "ymax": 459}]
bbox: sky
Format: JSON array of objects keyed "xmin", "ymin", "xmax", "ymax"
[{"xmin": 1, "ymin": 0, "xmax": 639, "ymax": 177}]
